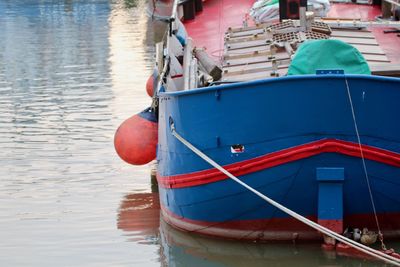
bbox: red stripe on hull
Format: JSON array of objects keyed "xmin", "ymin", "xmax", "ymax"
[
  {"xmin": 161, "ymin": 205, "xmax": 320, "ymax": 241},
  {"xmin": 318, "ymin": 219, "xmax": 343, "ymax": 234},
  {"xmin": 161, "ymin": 205, "xmax": 400, "ymax": 241},
  {"xmin": 157, "ymin": 138, "xmax": 400, "ymax": 188}
]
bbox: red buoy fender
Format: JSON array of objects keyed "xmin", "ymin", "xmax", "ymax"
[
  {"xmin": 114, "ymin": 108, "xmax": 158, "ymax": 165},
  {"xmin": 146, "ymin": 69, "xmax": 159, "ymax": 97},
  {"xmin": 146, "ymin": 74, "xmax": 154, "ymax": 97}
]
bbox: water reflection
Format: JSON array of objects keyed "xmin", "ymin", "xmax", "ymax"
[
  {"xmin": 109, "ymin": 0, "xmax": 156, "ymax": 118},
  {"xmin": 0, "ymin": 0, "xmax": 158, "ymax": 266},
  {"xmin": 117, "ymin": 191, "xmax": 400, "ymax": 267},
  {"xmin": 159, "ymin": 219, "xmax": 326, "ymax": 267},
  {"xmin": 124, "ymin": 0, "xmax": 138, "ymax": 9},
  {"xmin": 117, "ymin": 192, "xmax": 160, "ymax": 243}
]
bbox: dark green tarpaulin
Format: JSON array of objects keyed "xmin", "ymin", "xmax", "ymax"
[{"xmin": 288, "ymin": 39, "xmax": 371, "ymax": 75}]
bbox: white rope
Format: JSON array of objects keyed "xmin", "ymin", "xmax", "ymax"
[
  {"xmin": 170, "ymin": 123, "xmax": 400, "ymax": 266},
  {"xmin": 344, "ymin": 76, "xmax": 385, "ymax": 248}
]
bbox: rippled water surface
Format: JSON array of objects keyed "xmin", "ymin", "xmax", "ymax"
[
  {"xmin": 0, "ymin": 0, "xmax": 158, "ymax": 266},
  {"xmin": 1, "ymin": 1, "xmax": 399, "ymax": 266}
]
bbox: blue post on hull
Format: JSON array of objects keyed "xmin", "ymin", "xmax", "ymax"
[{"xmin": 317, "ymin": 168, "xmax": 345, "ymax": 234}]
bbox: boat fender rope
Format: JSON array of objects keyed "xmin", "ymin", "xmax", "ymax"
[{"xmin": 169, "ymin": 120, "xmax": 400, "ymax": 266}]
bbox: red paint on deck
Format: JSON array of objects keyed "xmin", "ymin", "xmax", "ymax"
[
  {"xmin": 184, "ymin": 0, "xmax": 254, "ymax": 60},
  {"xmin": 328, "ymin": 3, "xmax": 381, "ymax": 19},
  {"xmin": 328, "ymin": 4, "xmax": 400, "ymax": 64},
  {"xmin": 184, "ymin": 1, "xmax": 399, "ymax": 64}
]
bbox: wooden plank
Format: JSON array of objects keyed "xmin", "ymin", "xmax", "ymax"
[
  {"xmin": 365, "ymin": 59, "xmax": 390, "ymax": 64},
  {"xmin": 370, "ymin": 64, "xmax": 400, "ymax": 77},
  {"xmin": 222, "ymin": 21, "xmax": 395, "ymax": 81},
  {"xmin": 363, "ymin": 53, "xmax": 390, "ymax": 62},
  {"xmin": 227, "ymin": 39, "xmax": 271, "ymax": 50},
  {"xmin": 228, "ymin": 36, "xmax": 380, "ymax": 52},
  {"xmin": 383, "ymin": 0, "xmax": 400, "ymax": 7},
  {"xmin": 367, "ymin": 60, "xmax": 391, "ymax": 64},
  {"xmin": 225, "ymin": 33, "xmax": 270, "ymax": 44},
  {"xmin": 224, "ymin": 49, "xmax": 274, "ymax": 60},
  {"xmin": 224, "ymin": 52, "xmax": 288, "ymax": 65},
  {"xmin": 224, "ymin": 61, "xmax": 290, "ymax": 76},
  {"xmin": 332, "ymin": 36, "xmax": 378, "ymax": 45},
  {"xmin": 226, "ymin": 45, "xmax": 274, "ymax": 55},
  {"xmin": 227, "ymin": 24, "xmax": 267, "ymax": 33},
  {"xmin": 224, "ymin": 61, "xmax": 276, "ymax": 73},
  {"xmin": 352, "ymin": 44, "xmax": 385, "ymax": 55},
  {"xmin": 227, "ymin": 28, "xmax": 266, "ymax": 38},
  {"xmin": 331, "ymin": 30, "xmax": 375, "ymax": 39},
  {"xmin": 222, "ymin": 68, "xmax": 288, "ymax": 81},
  {"xmin": 224, "ymin": 54, "xmax": 272, "ymax": 66}
]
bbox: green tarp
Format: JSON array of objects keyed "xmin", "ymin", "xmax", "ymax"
[{"xmin": 287, "ymin": 39, "xmax": 371, "ymax": 75}]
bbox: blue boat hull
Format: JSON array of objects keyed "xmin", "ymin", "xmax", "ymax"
[{"xmin": 156, "ymin": 75, "xmax": 400, "ymax": 241}]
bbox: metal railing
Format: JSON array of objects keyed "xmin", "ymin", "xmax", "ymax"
[{"xmin": 154, "ymin": 0, "xmax": 179, "ymax": 96}]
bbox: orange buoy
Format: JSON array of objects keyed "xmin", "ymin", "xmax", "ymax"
[
  {"xmin": 146, "ymin": 74, "xmax": 154, "ymax": 97},
  {"xmin": 114, "ymin": 108, "xmax": 158, "ymax": 165}
]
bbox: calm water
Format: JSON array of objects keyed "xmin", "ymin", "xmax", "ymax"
[{"xmin": 0, "ymin": 1, "xmax": 398, "ymax": 266}]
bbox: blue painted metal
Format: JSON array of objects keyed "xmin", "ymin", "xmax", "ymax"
[
  {"xmin": 158, "ymin": 75, "xmax": 400, "ymax": 175},
  {"xmin": 317, "ymin": 168, "xmax": 344, "ymax": 221},
  {"xmin": 138, "ymin": 107, "xmax": 158, "ymax": 123},
  {"xmin": 317, "ymin": 168, "xmax": 345, "ymax": 182},
  {"xmin": 157, "ymin": 74, "xmax": 400, "ymax": 239}
]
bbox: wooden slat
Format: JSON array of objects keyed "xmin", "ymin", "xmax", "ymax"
[
  {"xmin": 383, "ymin": 0, "xmax": 400, "ymax": 7},
  {"xmin": 332, "ymin": 36, "xmax": 378, "ymax": 45},
  {"xmin": 223, "ymin": 50, "xmax": 273, "ymax": 60},
  {"xmin": 331, "ymin": 30, "xmax": 375, "ymax": 39},
  {"xmin": 363, "ymin": 53, "xmax": 390, "ymax": 62},
  {"xmin": 225, "ymin": 33, "xmax": 270, "ymax": 44},
  {"xmin": 227, "ymin": 28, "xmax": 266, "ymax": 38},
  {"xmin": 222, "ymin": 68, "xmax": 288, "ymax": 81},
  {"xmin": 225, "ymin": 61, "xmax": 275, "ymax": 73},
  {"xmin": 227, "ymin": 24, "xmax": 267, "ymax": 33},
  {"xmin": 223, "ymin": 22, "xmax": 394, "ymax": 82},
  {"xmin": 227, "ymin": 39, "xmax": 271, "ymax": 50},
  {"xmin": 226, "ymin": 45, "xmax": 273, "ymax": 55},
  {"xmin": 224, "ymin": 52, "xmax": 289, "ymax": 66},
  {"xmin": 224, "ymin": 62, "xmax": 290, "ymax": 76},
  {"xmin": 367, "ymin": 60, "xmax": 391, "ymax": 64},
  {"xmin": 352, "ymin": 44, "xmax": 385, "ymax": 55},
  {"xmin": 224, "ymin": 54, "xmax": 272, "ymax": 66},
  {"xmin": 370, "ymin": 64, "xmax": 400, "ymax": 77}
]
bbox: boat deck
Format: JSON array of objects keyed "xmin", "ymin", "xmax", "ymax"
[
  {"xmin": 184, "ymin": 0, "xmax": 400, "ymax": 71},
  {"xmin": 222, "ymin": 23, "xmax": 395, "ymax": 81}
]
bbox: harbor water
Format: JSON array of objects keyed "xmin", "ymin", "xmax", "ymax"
[{"xmin": 0, "ymin": 0, "xmax": 398, "ymax": 266}]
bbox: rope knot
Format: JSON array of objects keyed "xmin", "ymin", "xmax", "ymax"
[{"xmin": 378, "ymin": 231, "xmax": 387, "ymax": 250}]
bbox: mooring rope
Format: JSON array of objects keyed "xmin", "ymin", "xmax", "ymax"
[
  {"xmin": 170, "ymin": 122, "xmax": 400, "ymax": 266},
  {"xmin": 344, "ymin": 75, "xmax": 386, "ymax": 250}
]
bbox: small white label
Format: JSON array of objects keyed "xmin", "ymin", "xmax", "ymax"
[{"xmin": 231, "ymin": 144, "xmax": 245, "ymax": 153}]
